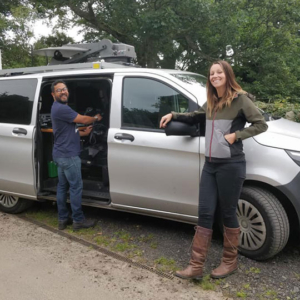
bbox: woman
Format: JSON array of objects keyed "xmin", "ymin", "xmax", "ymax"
[{"xmin": 160, "ymin": 60, "xmax": 268, "ymax": 280}]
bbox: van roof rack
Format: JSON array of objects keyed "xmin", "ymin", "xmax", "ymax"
[{"xmin": 0, "ymin": 39, "xmax": 138, "ymax": 77}]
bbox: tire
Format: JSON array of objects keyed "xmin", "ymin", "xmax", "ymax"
[
  {"xmin": 0, "ymin": 194, "xmax": 34, "ymax": 214},
  {"xmin": 237, "ymin": 187, "xmax": 290, "ymax": 260}
]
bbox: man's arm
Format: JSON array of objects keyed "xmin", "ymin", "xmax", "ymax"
[
  {"xmin": 79, "ymin": 125, "xmax": 93, "ymax": 136},
  {"xmin": 73, "ymin": 113, "xmax": 102, "ymax": 124}
]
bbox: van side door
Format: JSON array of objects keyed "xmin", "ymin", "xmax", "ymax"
[
  {"xmin": 0, "ymin": 77, "xmax": 40, "ymax": 199},
  {"xmin": 108, "ymin": 73, "xmax": 200, "ymax": 222}
]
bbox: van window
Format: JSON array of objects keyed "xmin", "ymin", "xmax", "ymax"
[
  {"xmin": 122, "ymin": 77, "xmax": 189, "ymax": 129},
  {"xmin": 0, "ymin": 79, "xmax": 37, "ymax": 125}
]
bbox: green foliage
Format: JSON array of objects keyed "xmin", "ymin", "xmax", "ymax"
[
  {"xmin": 0, "ymin": 0, "xmax": 20, "ymax": 16},
  {"xmin": 236, "ymin": 290, "xmax": 247, "ymax": 298},
  {"xmin": 0, "ymin": 3, "xmax": 36, "ymax": 69},
  {"xmin": 114, "ymin": 230, "xmax": 133, "ymax": 242},
  {"xmin": 0, "ymin": 2, "xmax": 75, "ymax": 69},
  {"xmin": 154, "ymin": 256, "xmax": 177, "ymax": 272},
  {"xmin": 265, "ymin": 290, "xmax": 278, "ymax": 297},
  {"xmin": 113, "ymin": 242, "xmax": 136, "ymax": 252},
  {"xmin": 256, "ymin": 100, "xmax": 300, "ymax": 122},
  {"xmin": 2, "ymin": 0, "xmax": 300, "ymax": 101},
  {"xmin": 199, "ymin": 275, "xmax": 216, "ymax": 290},
  {"xmin": 150, "ymin": 242, "xmax": 158, "ymax": 249},
  {"xmin": 25, "ymin": 209, "xmax": 58, "ymax": 227},
  {"xmin": 34, "ymin": 31, "xmax": 74, "ymax": 49},
  {"xmin": 24, "ymin": 0, "xmax": 300, "ymax": 99},
  {"xmin": 246, "ymin": 267, "xmax": 261, "ymax": 274},
  {"xmin": 94, "ymin": 235, "xmax": 111, "ymax": 247},
  {"xmin": 138, "ymin": 234, "xmax": 154, "ymax": 243}
]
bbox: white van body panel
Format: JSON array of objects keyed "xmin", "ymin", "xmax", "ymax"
[
  {"xmin": 108, "ymin": 73, "xmax": 201, "ymax": 216},
  {"xmin": 0, "ymin": 77, "xmax": 41, "ymax": 199},
  {"xmin": 243, "ymin": 138, "xmax": 299, "ymax": 186},
  {"xmin": 254, "ymin": 118, "xmax": 300, "ymax": 151}
]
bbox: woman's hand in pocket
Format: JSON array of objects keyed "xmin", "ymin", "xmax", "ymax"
[{"xmin": 224, "ymin": 133, "xmax": 236, "ymax": 144}]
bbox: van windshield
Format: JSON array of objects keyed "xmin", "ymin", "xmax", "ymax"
[
  {"xmin": 171, "ymin": 73, "xmax": 207, "ymax": 87},
  {"xmin": 170, "ymin": 73, "xmax": 207, "ymax": 105}
]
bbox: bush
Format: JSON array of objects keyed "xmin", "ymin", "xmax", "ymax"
[{"xmin": 255, "ymin": 99, "xmax": 300, "ymax": 122}]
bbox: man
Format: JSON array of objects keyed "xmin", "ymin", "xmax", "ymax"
[{"xmin": 51, "ymin": 80, "xmax": 102, "ymax": 231}]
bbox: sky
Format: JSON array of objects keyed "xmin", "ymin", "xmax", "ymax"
[
  {"xmin": 31, "ymin": 18, "xmax": 84, "ymax": 44},
  {"xmin": 0, "ymin": 17, "xmax": 83, "ymax": 69}
]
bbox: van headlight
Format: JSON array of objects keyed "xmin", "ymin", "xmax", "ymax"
[{"xmin": 285, "ymin": 150, "xmax": 300, "ymax": 166}]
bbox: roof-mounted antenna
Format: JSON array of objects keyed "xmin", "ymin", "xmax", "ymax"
[{"xmin": 34, "ymin": 39, "xmax": 137, "ymax": 65}]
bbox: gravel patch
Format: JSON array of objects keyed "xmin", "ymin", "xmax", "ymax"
[
  {"xmin": 0, "ymin": 212, "xmax": 226, "ymax": 300},
  {"xmin": 23, "ymin": 202, "xmax": 300, "ymax": 300}
]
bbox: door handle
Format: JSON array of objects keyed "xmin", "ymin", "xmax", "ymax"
[
  {"xmin": 13, "ymin": 128, "xmax": 27, "ymax": 135},
  {"xmin": 114, "ymin": 133, "xmax": 134, "ymax": 142}
]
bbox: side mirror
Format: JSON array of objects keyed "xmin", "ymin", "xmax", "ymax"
[{"xmin": 164, "ymin": 121, "xmax": 199, "ymax": 137}]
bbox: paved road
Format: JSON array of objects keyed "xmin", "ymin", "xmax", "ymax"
[{"xmin": 0, "ymin": 213, "xmax": 226, "ymax": 300}]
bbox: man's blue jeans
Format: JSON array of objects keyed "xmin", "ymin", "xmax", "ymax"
[{"xmin": 54, "ymin": 156, "xmax": 85, "ymax": 223}]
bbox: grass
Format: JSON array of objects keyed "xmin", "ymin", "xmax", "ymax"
[
  {"xmin": 113, "ymin": 242, "xmax": 137, "ymax": 252},
  {"xmin": 199, "ymin": 275, "xmax": 216, "ymax": 291},
  {"xmin": 236, "ymin": 291, "xmax": 247, "ymax": 298},
  {"xmin": 257, "ymin": 289, "xmax": 279, "ymax": 300},
  {"xmin": 265, "ymin": 290, "xmax": 278, "ymax": 297},
  {"xmin": 154, "ymin": 256, "xmax": 177, "ymax": 272},
  {"xmin": 214, "ymin": 278, "xmax": 224, "ymax": 286},
  {"xmin": 94, "ymin": 235, "xmax": 111, "ymax": 247},
  {"xmin": 138, "ymin": 234, "xmax": 154, "ymax": 243},
  {"xmin": 150, "ymin": 242, "xmax": 158, "ymax": 249},
  {"xmin": 246, "ymin": 267, "xmax": 261, "ymax": 274},
  {"xmin": 132, "ymin": 249, "xmax": 144, "ymax": 257},
  {"xmin": 69, "ymin": 227, "xmax": 100, "ymax": 238},
  {"xmin": 114, "ymin": 230, "xmax": 133, "ymax": 242},
  {"xmin": 25, "ymin": 209, "xmax": 58, "ymax": 227},
  {"xmin": 294, "ymin": 272, "xmax": 300, "ymax": 280}
]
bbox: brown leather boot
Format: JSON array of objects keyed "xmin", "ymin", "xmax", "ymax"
[
  {"xmin": 210, "ymin": 226, "xmax": 240, "ymax": 279},
  {"xmin": 175, "ymin": 226, "xmax": 213, "ymax": 280}
]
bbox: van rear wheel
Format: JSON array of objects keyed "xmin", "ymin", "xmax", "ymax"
[
  {"xmin": 237, "ymin": 187, "xmax": 289, "ymax": 260},
  {"xmin": 0, "ymin": 194, "xmax": 33, "ymax": 214}
]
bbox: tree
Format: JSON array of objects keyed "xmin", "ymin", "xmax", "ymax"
[
  {"xmin": 33, "ymin": 31, "xmax": 75, "ymax": 65},
  {"xmin": 3, "ymin": 0, "xmax": 300, "ymax": 99},
  {"xmin": 0, "ymin": 2, "xmax": 35, "ymax": 69},
  {"xmin": 28, "ymin": 0, "xmax": 218, "ymax": 68},
  {"xmin": 34, "ymin": 31, "xmax": 75, "ymax": 48},
  {"xmin": 0, "ymin": 2, "xmax": 75, "ymax": 69}
]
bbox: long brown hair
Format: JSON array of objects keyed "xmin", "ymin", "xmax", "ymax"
[{"xmin": 206, "ymin": 60, "xmax": 246, "ymax": 116}]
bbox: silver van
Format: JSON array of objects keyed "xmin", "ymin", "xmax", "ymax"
[{"xmin": 0, "ymin": 61, "xmax": 299, "ymax": 261}]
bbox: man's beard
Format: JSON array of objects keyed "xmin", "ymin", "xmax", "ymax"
[{"xmin": 55, "ymin": 95, "xmax": 68, "ymax": 104}]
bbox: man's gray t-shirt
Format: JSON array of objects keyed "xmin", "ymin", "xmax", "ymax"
[{"xmin": 51, "ymin": 101, "xmax": 80, "ymax": 159}]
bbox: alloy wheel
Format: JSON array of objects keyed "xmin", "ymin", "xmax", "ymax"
[
  {"xmin": 0, "ymin": 194, "xmax": 19, "ymax": 208},
  {"xmin": 237, "ymin": 199, "xmax": 267, "ymax": 251}
]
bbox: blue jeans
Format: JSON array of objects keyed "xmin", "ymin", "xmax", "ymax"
[{"xmin": 54, "ymin": 156, "xmax": 85, "ymax": 223}]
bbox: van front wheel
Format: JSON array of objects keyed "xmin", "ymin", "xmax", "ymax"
[
  {"xmin": 237, "ymin": 187, "xmax": 289, "ymax": 260},
  {"xmin": 0, "ymin": 194, "xmax": 33, "ymax": 214}
]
